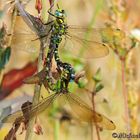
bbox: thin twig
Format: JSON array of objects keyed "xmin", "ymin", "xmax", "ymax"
[
  {"xmin": 90, "ymin": 121, "xmax": 94, "ymax": 140},
  {"xmin": 25, "ymin": 40, "xmax": 43, "ymax": 140},
  {"xmin": 126, "ymin": 51, "xmax": 138, "ymax": 133},
  {"xmin": 8, "ymin": 8, "xmax": 17, "ymax": 47},
  {"xmin": 54, "ymin": 115, "xmax": 60, "ymax": 140},
  {"xmin": 91, "ymin": 92, "xmax": 101, "ymax": 140},
  {"xmin": 121, "ymin": 59, "xmax": 131, "ymax": 137},
  {"xmin": 25, "ymin": 0, "xmax": 55, "ymax": 139},
  {"xmin": 84, "ymin": 88, "xmax": 101, "ymax": 140}
]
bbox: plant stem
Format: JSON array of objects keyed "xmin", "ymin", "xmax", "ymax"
[
  {"xmin": 54, "ymin": 118, "xmax": 60, "ymax": 140},
  {"xmin": 8, "ymin": 8, "xmax": 17, "ymax": 47},
  {"xmin": 121, "ymin": 59, "xmax": 131, "ymax": 135},
  {"xmin": 91, "ymin": 93, "xmax": 101, "ymax": 140},
  {"xmin": 25, "ymin": 0, "xmax": 55, "ymax": 139},
  {"xmin": 25, "ymin": 43, "xmax": 43, "ymax": 140},
  {"xmin": 52, "ymin": 95, "xmax": 59, "ymax": 140},
  {"xmin": 90, "ymin": 121, "xmax": 94, "ymax": 140},
  {"xmin": 126, "ymin": 51, "xmax": 138, "ymax": 133}
]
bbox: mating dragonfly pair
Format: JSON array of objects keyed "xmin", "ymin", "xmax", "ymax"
[{"xmin": 2, "ymin": 0, "xmax": 118, "ymax": 131}]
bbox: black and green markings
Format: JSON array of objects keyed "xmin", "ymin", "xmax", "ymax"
[{"xmin": 44, "ymin": 6, "xmax": 75, "ymax": 91}]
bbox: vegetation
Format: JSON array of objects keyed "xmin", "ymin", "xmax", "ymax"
[{"xmin": 0, "ymin": 0, "xmax": 140, "ymax": 140}]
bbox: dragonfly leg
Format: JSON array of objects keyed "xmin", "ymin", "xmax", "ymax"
[
  {"xmin": 31, "ymin": 26, "xmax": 52, "ymax": 41},
  {"xmin": 44, "ymin": 20, "xmax": 54, "ymax": 25},
  {"xmin": 48, "ymin": 10, "xmax": 56, "ymax": 17}
]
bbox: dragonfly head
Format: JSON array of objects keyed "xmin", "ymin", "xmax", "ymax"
[{"xmin": 55, "ymin": 9, "xmax": 66, "ymax": 19}]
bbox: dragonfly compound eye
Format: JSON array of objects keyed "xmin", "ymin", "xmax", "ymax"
[{"xmin": 55, "ymin": 10, "xmax": 63, "ymax": 17}]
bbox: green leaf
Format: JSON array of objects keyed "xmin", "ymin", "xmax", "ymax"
[
  {"xmin": 0, "ymin": 25, "xmax": 6, "ymax": 39},
  {"xmin": 3, "ymin": 47, "xmax": 11, "ymax": 64},
  {"xmin": 77, "ymin": 81, "xmax": 86, "ymax": 88},
  {"xmin": 95, "ymin": 83, "xmax": 104, "ymax": 93},
  {"xmin": 131, "ymin": 37, "xmax": 138, "ymax": 48},
  {"xmin": 55, "ymin": 79, "xmax": 61, "ymax": 91},
  {"xmin": 0, "ymin": 47, "xmax": 11, "ymax": 70},
  {"xmin": 93, "ymin": 68, "xmax": 102, "ymax": 83}
]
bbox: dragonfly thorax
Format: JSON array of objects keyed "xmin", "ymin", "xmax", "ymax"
[
  {"xmin": 51, "ymin": 21, "xmax": 66, "ymax": 45},
  {"xmin": 53, "ymin": 23, "xmax": 66, "ymax": 34}
]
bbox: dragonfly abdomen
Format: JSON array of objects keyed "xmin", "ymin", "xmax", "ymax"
[
  {"xmin": 54, "ymin": 46, "xmax": 75, "ymax": 82},
  {"xmin": 51, "ymin": 34, "xmax": 62, "ymax": 45},
  {"xmin": 44, "ymin": 43, "xmax": 56, "ymax": 91}
]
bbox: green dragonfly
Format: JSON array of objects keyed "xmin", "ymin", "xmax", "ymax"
[
  {"xmin": 2, "ymin": 1, "xmax": 117, "ymax": 131},
  {"xmin": 11, "ymin": 0, "xmax": 125, "ymax": 59},
  {"xmin": 11, "ymin": 1, "xmax": 125, "ymax": 91},
  {"xmin": 2, "ymin": 67, "xmax": 115, "ymax": 130},
  {"xmin": 2, "ymin": 59, "xmax": 115, "ymax": 132}
]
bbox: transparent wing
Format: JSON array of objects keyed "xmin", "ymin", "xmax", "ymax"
[
  {"xmin": 14, "ymin": 0, "xmax": 53, "ymax": 53},
  {"xmin": 97, "ymin": 114, "xmax": 116, "ymax": 130},
  {"xmin": 61, "ymin": 26, "xmax": 125, "ymax": 59},
  {"xmin": 11, "ymin": 17, "xmax": 53, "ymax": 53},
  {"xmin": 9, "ymin": 16, "xmax": 40, "ymax": 53},
  {"xmin": 2, "ymin": 93, "xmax": 59, "ymax": 123},
  {"xmin": 65, "ymin": 93, "xmax": 116, "ymax": 130},
  {"xmin": 65, "ymin": 93, "xmax": 102, "ymax": 122},
  {"xmin": 67, "ymin": 25, "xmax": 125, "ymax": 43},
  {"xmin": 2, "ymin": 110, "xmax": 24, "ymax": 123},
  {"xmin": 11, "ymin": 32, "xmax": 40, "ymax": 53},
  {"xmin": 15, "ymin": 0, "xmax": 40, "ymax": 33},
  {"xmin": 63, "ymin": 34, "xmax": 109, "ymax": 59},
  {"xmin": 27, "ymin": 93, "xmax": 59, "ymax": 119}
]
